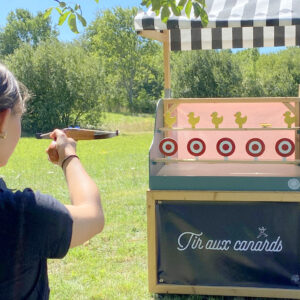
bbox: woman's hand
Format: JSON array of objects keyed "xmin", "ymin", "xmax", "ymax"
[{"xmin": 46, "ymin": 129, "xmax": 77, "ymax": 166}]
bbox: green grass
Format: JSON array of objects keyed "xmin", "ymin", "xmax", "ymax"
[
  {"xmin": 101, "ymin": 112, "xmax": 155, "ymax": 133},
  {"xmin": 1, "ymin": 114, "xmax": 269, "ymax": 300}
]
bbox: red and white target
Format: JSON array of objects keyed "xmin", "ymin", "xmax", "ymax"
[
  {"xmin": 275, "ymin": 138, "xmax": 295, "ymax": 157},
  {"xmin": 216, "ymin": 138, "xmax": 235, "ymax": 157},
  {"xmin": 187, "ymin": 138, "xmax": 206, "ymax": 157},
  {"xmin": 159, "ymin": 138, "xmax": 178, "ymax": 156},
  {"xmin": 246, "ymin": 138, "xmax": 265, "ymax": 157}
]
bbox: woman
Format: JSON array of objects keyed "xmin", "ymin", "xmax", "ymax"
[{"xmin": 0, "ymin": 64, "xmax": 104, "ymax": 299}]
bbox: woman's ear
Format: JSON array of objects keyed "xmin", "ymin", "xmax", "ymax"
[{"xmin": 0, "ymin": 109, "xmax": 11, "ymax": 133}]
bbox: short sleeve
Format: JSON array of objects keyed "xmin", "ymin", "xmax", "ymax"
[{"xmin": 14, "ymin": 189, "xmax": 73, "ymax": 259}]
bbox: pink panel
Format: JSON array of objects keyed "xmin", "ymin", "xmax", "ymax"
[{"xmin": 165, "ymin": 102, "xmax": 295, "ymax": 160}]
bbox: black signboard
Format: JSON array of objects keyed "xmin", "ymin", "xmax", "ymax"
[{"xmin": 156, "ymin": 201, "xmax": 300, "ymax": 289}]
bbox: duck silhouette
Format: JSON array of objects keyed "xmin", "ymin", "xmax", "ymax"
[
  {"xmin": 234, "ymin": 112, "xmax": 247, "ymax": 129},
  {"xmin": 164, "ymin": 111, "xmax": 177, "ymax": 128},
  {"xmin": 211, "ymin": 112, "xmax": 223, "ymax": 129},
  {"xmin": 188, "ymin": 112, "xmax": 200, "ymax": 129},
  {"xmin": 283, "ymin": 111, "xmax": 295, "ymax": 128}
]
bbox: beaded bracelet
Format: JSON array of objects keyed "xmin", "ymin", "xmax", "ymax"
[{"xmin": 61, "ymin": 155, "xmax": 79, "ymax": 170}]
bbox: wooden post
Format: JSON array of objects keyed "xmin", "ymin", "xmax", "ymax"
[
  {"xmin": 163, "ymin": 31, "xmax": 171, "ymax": 98},
  {"xmin": 296, "ymin": 85, "xmax": 300, "ymax": 159}
]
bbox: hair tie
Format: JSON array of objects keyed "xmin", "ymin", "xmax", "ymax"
[{"xmin": 61, "ymin": 155, "xmax": 79, "ymax": 169}]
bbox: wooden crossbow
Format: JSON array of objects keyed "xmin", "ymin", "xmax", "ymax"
[{"xmin": 36, "ymin": 128, "xmax": 119, "ymax": 141}]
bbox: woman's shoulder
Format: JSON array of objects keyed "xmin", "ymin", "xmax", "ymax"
[
  {"xmin": 0, "ymin": 185, "xmax": 35, "ymax": 211},
  {"xmin": 0, "ymin": 179, "xmax": 69, "ymax": 217}
]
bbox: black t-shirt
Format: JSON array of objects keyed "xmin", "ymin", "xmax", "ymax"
[{"xmin": 0, "ymin": 182, "xmax": 73, "ymax": 300}]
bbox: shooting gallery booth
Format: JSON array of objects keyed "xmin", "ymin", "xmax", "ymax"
[{"xmin": 135, "ymin": 0, "xmax": 300, "ymax": 298}]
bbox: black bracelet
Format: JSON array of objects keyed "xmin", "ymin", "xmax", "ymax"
[{"xmin": 61, "ymin": 155, "xmax": 79, "ymax": 169}]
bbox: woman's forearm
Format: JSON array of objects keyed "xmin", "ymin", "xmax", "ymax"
[{"xmin": 63, "ymin": 157, "xmax": 101, "ymax": 208}]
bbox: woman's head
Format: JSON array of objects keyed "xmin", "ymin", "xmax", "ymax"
[
  {"xmin": 0, "ymin": 64, "xmax": 29, "ymax": 115},
  {"xmin": 0, "ymin": 64, "xmax": 30, "ymax": 166}
]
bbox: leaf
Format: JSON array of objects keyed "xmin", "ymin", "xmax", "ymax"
[
  {"xmin": 152, "ymin": 0, "xmax": 161, "ymax": 11},
  {"xmin": 141, "ymin": 0, "xmax": 151, "ymax": 7},
  {"xmin": 59, "ymin": 2, "xmax": 67, "ymax": 8},
  {"xmin": 161, "ymin": 5, "xmax": 170, "ymax": 23},
  {"xmin": 68, "ymin": 13, "xmax": 79, "ymax": 33},
  {"xmin": 171, "ymin": 3, "xmax": 181, "ymax": 16},
  {"xmin": 199, "ymin": 6, "xmax": 209, "ymax": 26},
  {"xmin": 193, "ymin": 2, "xmax": 202, "ymax": 18},
  {"xmin": 185, "ymin": 0, "xmax": 192, "ymax": 18},
  {"xmin": 58, "ymin": 11, "xmax": 71, "ymax": 25},
  {"xmin": 177, "ymin": 0, "xmax": 187, "ymax": 9},
  {"xmin": 44, "ymin": 7, "xmax": 53, "ymax": 20},
  {"xmin": 76, "ymin": 13, "xmax": 87, "ymax": 27},
  {"xmin": 56, "ymin": 7, "xmax": 62, "ymax": 14},
  {"xmin": 75, "ymin": 4, "xmax": 80, "ymax": 11},
  {"xmin": 94, "ymin": 0, "xmax": 99, "ymax": 2},
  {"xmin": 195, "ymin": 0, "xmax": 206, "ymax": 7}
]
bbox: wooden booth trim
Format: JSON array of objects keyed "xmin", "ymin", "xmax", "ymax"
[
  {"xmin": 295, "ymin": 85, "xmax": 300, "ymax": 159},
  {"xmin": 284, "ymin": 101, "xmax": 296, "ymax": 114},
  {"xmin": 164, "ymin": 97, "xmax": 300, "ymax": 104},
  {"xmin": 152, "ymin": 158, "xmax": 300, "ymax": 165},
  {"xmin": 159, "ymin": 127, "xmax": 300, "ymax": 131},
  {"xmin": 137, "ymin": 30, "xmax": 167, "ymax": 43},
  {"xmin": 151, "ymin": 283, "xmax": 300, "ymax": 298},
  {"xmin": 148, "ymin": 190, "xmax": 300, "ymax": 203},
  {"xmin": 147, "ymin": 190, "xmax": 300, "ymax": 298},
  {"xmin": 138, "ymin": 30, "xmax": 171, "ymax": 98},
  {"xmin": 163, "ymin": 31, "xmax": 171, "ymax": 98}
]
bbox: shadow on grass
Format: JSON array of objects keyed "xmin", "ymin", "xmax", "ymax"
[{"xmin": 153, "ymin": 295, "xmax": 279, "ymax": 300}]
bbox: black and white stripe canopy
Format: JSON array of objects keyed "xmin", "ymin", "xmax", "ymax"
[{"xmin": 134, "ymin": 0, "xmax": 300, "ymax": 51}]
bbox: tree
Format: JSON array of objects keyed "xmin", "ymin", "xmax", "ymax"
[
  {"xmin": 5, "ymin": 40, "xmax": 104, "ymax": 133},
  {"xmin": 233, "ymin": 48, "xmax": 299, "ymax": 97},
  {"xmin": 233, "ymin": 49, "xmax": 263, "ymax": 97},
  {"xmin": 85, "ymin": 7, "xmax": 163, "ymax": 113},
  {"xmin": 0, "ymin": 9, "xmax": 58, "ymax": 56},
  {"xmin": 172, "ymin": 50, "xmax": 242, "ymax": 98},
  {"xmin": 255, "ymin": 51, "xmax": 296, "ymax": 97}
]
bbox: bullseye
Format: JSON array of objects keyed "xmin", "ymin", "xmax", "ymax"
[
  {"xmin": 159, "ymin": 138, "xmax": 178, "ymax": 156},
  {"xmin": 187, "ymin": 138, "xmax": 206, "ymax": 156},
  {"xmin": 246, "ymin": 138, "xmax": 265, "ymax": 157},
  {"xmin": 275, "ymin": 138, "xmax": 295, "ymax": 157},
  {"xmin": 216, "ymin": 138, "xmax": 235, "ymax": 157}
]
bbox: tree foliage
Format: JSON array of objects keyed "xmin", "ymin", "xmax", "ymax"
[
  {"xmin": 85, "ymin": 7, "xmax": 163, "ymax": 112},
  {"xmin": 0, "ymin": 9, "xmax": 57, "ymax": 56},
  {"xmin": 2, "ymin": 7, "xmax": 300, "ymax": 134},
  {"xmin": 172, "ymin": 50, "xmax": 242, "ymax": 98},
  {"xmin": 5, "ymin": 40, "xmax": 103, "ymax": 133},
  {"xmin": 233, "ymin": 48, "xmax": 300, "ymax": 97}
]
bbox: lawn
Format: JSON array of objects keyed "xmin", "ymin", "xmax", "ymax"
[
  {"xmin": 101, "ymin": 112, "xmax": 155, "ymax": 133},
  {"xmin": 0, "ymin": 113, "xmax": 268, "ymax": 300}
]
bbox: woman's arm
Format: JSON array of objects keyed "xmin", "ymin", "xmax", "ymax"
[{"xmin": 46, "ymin": 129, "xmax": 104, "ymax": 248}]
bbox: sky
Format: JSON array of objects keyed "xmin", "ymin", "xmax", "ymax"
[
  {"xmin": 0, "ymin": 0, "xmax": 142, "ymax": 41},
  {"xmin": 0, "ymin": 0, "xmax": 284, "ymax": 54}
]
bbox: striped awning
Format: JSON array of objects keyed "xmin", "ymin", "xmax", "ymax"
[{"xmin": 134, "ymin": 0, "xmax": 300, "ymax": 50}]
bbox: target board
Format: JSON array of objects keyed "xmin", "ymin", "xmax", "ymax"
[
  {"xmin": 216, "ymin": 138, "xmax": 235, "ymax": 157},
  {"xmin": 275, "ymin": 138, "xmax": 295, "ymax": 157},
  {"xmin": 246, "ymin": 138, "xmax": 265, "ymax": 157},
  {"xmin": 187, "ymin": 138, "xmax": 206, "ymax": 156},
  {"xmin": 158, "ymin": 137, "xmax": 296, "ymax": 158},
  {"xmin": 159, "ymin": 138, "xmax": 178, "ymax": 156}
]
